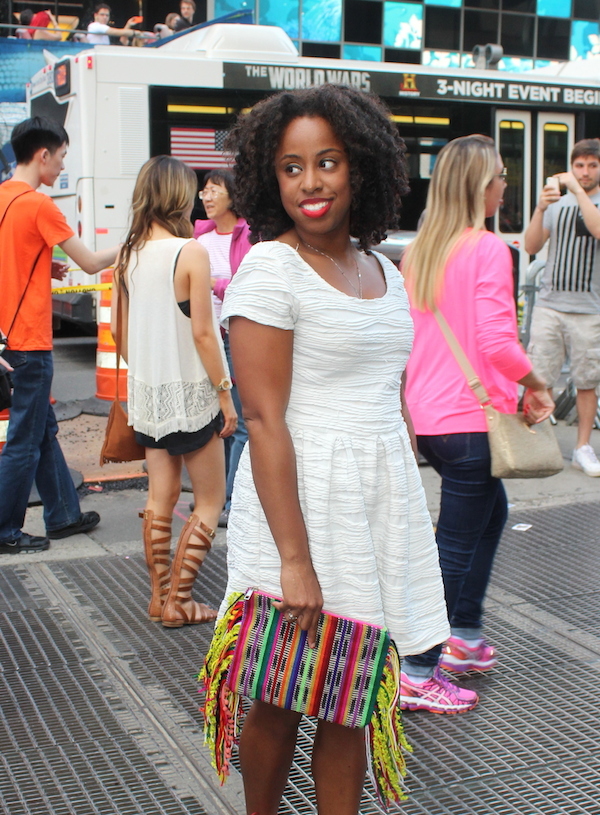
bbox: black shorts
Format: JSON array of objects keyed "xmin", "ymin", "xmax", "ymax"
[{"xmin": 135, "ymin": 413, "xmax": 223, "ymax": 456}]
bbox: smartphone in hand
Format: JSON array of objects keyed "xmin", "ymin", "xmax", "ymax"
[{"xmin": 546, "ymin": 176, "xmax": 560, "ymax": 193}]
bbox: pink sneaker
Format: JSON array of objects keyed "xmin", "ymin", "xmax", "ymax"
[
  {"xmin": 439, "ymin": 636, "xmax": 497, "ymax": 673},
  {"xmin": 400, "ymin": 668, "xmax": 479, "ymax": 714}
]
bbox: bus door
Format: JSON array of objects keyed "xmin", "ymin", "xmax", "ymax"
[
  {"xmin": 494, "ymin": 111, "xmax": 531, "ymax": 267},
  {"xmin": 533, "ymin": 113, "xmax": 575, "ymax": 265},
  {"xmin": 536, "ymin": 112, "xmax": 574, "ymax": 192}
]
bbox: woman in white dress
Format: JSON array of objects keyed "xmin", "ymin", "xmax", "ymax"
[{"xmin": 211, "ymin": 85, "xmax": 449, "ymax": 815}]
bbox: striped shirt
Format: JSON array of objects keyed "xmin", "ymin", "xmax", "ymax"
[{"xmin": 538, "ymin": 191, "xmax": 600, "ymax": 314}]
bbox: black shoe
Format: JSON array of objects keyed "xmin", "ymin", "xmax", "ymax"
[
  {"xmin": 189, "ymin": 502, "xmax": 195, "ymax": 513},
  {"xmin": 0, "ymin": 533, "xmax": 50, "ymax": 554},
  {"xmin": 47, "ymin": 511, "xmax": 100, "ymax": 540},
  {"xmin": 218, "ymin": 509, "xmax": 229, "ymax": 528}
]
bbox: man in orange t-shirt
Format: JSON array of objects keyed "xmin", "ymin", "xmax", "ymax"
[{"xmin": 0, "ymin": 117, "xmax": 119, "ymax": 554}]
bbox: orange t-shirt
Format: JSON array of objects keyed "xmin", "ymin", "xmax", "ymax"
[{"xmin": 0, "ymin": 180, "xmax": 74, "ymax": 351}]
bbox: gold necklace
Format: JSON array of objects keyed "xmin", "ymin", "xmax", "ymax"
[{"xmin": 297, "ymin": 238, "xmax": 362, "ymax": 299}]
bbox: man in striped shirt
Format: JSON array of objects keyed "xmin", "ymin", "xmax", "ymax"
[{"xmin": 525, "ymin": 139, "xmax": 600, "ymax": 477}]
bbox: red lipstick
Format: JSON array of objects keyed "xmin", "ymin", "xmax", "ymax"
[{"xmin": 299, "ymin": 198, "xmax": 332, "ymax": 218}]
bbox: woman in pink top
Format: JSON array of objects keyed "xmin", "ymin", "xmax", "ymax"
[
  {"xmin": 400, "ymin": 135, "xmax": 554, "ymax": 714},
  {"xmin": 194, "ymin": 170, "xmax": 252, "ymax": 528}
]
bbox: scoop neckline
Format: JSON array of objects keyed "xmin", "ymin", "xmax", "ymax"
[{"xmin": 277, "ymin": 242, "xmax": 391, "ymax": 302}]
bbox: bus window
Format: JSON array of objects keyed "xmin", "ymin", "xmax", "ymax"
[
  {"xmin": 400, "ymin": 134, "xmax": 447, "ymax": 228},
  {"xmin": 543, "ymin": 123, "xmax": 569, "ymax": 179},
  {"xmin": 498, "ymin": 120, "xmax": 525, "ymax": 234}
]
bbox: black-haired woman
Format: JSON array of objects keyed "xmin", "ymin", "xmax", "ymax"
[
  {"xmin": 194, "ymin": 169, "xmax": 251, "ymax": 526},
  {"xmin": 205, "ymin": 85, "xmax": 449, "ymax": 815}
]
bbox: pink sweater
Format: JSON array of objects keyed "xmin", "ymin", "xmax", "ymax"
[{"xmin": 404, "ymin": 229, "xmax": 532, "ymax": 435}]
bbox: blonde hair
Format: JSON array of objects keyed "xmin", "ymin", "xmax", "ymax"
[
  {"xmin": 115, "ymin": 155, "xmax": 197, "ymax": 287},
  {"xmin": 402, "ymin": 134, "xmax": 499, "ymax": 311}
]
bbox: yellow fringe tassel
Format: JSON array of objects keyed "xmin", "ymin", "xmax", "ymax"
[
  {"xmin": 367, "ymin": 643, "xmax": 412, "ymax": 807},
  {"xmin": 198, "ymin": 592, "xmax": 245, "ymax": 783}
]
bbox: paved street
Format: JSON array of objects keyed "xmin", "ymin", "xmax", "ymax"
[{"xmin": 0, "ymin": 335, "xmax": 599, "ymax": 814}]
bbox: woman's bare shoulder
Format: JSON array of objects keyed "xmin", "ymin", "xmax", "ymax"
[{"xmin": 178, "ymin": 238, "xmax": 210, "ymax": 269}]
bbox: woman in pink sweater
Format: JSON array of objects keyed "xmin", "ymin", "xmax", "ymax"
[{"xmin": 400, "ymin": 135, "xmax": 554, "ymax": 714}]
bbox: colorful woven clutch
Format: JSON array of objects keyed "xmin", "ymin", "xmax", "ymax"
[
  {"xmin": 200, "ymin": 589, "xmax": 411, "ymax": 808},
  {"xmin": 228, "ymin": 588, "xmax": 390, "ymax": 728}
]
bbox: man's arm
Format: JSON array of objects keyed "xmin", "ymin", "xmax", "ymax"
[
  {"xmin": 58, "ymin": 236, "xmax": 119, "ymax": 275},
  {"xmin": 558, "ymin": 171, "xmax": 600, "ymax": 239},
  {"xmin": 105, "ymin": 17, "xmax": 142, "ymax": 38},
  {"xmin": 524, "ymin": 182, "xmax": 559, "ymax": 255}
]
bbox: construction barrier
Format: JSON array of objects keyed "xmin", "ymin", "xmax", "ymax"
[
  {"xmin": 51, "ymin": 283, "xmax": 112, "ymax": 294},
  {"xmin": 95, "ymin": 269, "xmax": 128, "ymax": 402},
  {"xmin": 0, "ymin": 408, "xmax": 9, "ymax": 453}
]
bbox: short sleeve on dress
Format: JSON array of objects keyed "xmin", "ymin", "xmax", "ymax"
[{"xmin": 221, "ymin": 243, "xmax": 299, "ymax": 331}]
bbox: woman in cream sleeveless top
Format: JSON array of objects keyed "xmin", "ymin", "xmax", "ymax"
[{"xmin": 111, "ymin": 156, "xmax": 237, "ymax": 629}]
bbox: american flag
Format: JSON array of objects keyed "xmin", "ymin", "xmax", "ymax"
[{"xmin": 170, "ymin": 128, "xmax": 233, "ymax": 169}]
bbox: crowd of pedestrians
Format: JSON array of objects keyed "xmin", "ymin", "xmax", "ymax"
[
  {"xmin": 14, "ymin": 2, "xmax": 200, "ymax": 45},
  {"xmin": 2, "ymin": 87, "xmax": 600, "ymax": 814}
]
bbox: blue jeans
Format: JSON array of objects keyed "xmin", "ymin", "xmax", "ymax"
[
  {"xmin": 224, "ymin": 334, "xmax": 248, "ymax": 511},
  {"xmin": 403, "ymin": 432, "xmax": 507, "ymax": 674},
  {"xmin": 0, "ymin": 350, "xmax": 81, "ymax": 541}
]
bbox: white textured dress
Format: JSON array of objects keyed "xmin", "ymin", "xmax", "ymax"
[{"xmin": 220, "ymin": 242, "xmax": 449, "ymax": 656}]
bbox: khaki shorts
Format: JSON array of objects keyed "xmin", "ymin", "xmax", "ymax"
[{"xmin": 528, "ymin": 307, "xmax": 600, "ymax": 390}]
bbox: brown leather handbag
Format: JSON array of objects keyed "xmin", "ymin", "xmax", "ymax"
[{"xmin": 99, "ymin": 284, "xmax": 145, "ymax": 465}]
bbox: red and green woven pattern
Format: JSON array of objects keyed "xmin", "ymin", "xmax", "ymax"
[{"xmin": 227, "ymin": 590, "xmax": 390, "ymax": 728}]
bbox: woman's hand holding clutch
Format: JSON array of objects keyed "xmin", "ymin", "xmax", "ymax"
[{"xmin": 273, "ymin": 561, "xmax": 323, "ymax": 649}]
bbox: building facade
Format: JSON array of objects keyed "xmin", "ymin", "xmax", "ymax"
[
  {"xmin": 2, "ymin": 1, "xmax": 598, "ymax": 70},
  {"xmin": 212, "ymin": 0, "xmax": 600, "ymax": 70}
]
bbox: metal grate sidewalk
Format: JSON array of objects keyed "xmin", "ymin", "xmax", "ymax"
[{"xmin": 0, "ymin": 502, "xmax": 599, "ymax": 814}]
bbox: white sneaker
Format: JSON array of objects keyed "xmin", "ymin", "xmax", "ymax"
[{"xmin": 572, "ymin": 444, "xmax": 600, "ymax": 477}]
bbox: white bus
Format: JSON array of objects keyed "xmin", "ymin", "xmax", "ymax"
[{"xmin": 27, "ymin": 21, "xmax": 600, "ymax": 326}]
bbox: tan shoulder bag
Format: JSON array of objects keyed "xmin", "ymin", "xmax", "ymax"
[{"xmin": 434, "ymin": 310, "xmax": 563, "ymax": 479}]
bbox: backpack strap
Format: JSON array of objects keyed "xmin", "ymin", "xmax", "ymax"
[{"xmin": 0, "ymin": 189, "xmax": 47, "ymax": 346}]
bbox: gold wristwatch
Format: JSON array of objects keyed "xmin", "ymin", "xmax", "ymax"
[{"xmin": 216, "ymin": 377, "xmax": 232, "ymax": 392}]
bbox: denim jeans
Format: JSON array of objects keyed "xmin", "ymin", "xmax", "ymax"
[
  {"xmin": 224, "ymin": 334, "xmax": 248, "ymax": 511},
  {"xmin": 0, "ymin": 350, "xmax": 81, "ymax": 541},
  {"xmin": 403, "ymin": 432, "xmax": 507, "ymax": 674}
]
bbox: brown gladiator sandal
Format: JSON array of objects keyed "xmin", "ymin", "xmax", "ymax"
[
  {"xmin": 139, "ymin": 510, "xmax": 172, "ymax": 622},
  {"xmin": 161, "ymin": 514, "xmax": 218, "ymax": 628}
]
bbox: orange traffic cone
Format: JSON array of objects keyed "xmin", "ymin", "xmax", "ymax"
[
  {"xmin": 95, "ymin": 269, "xmax": 128, "ymax": 402},
  {"xmin": 0, "ymin": 408, "xmax": 9, "ymax": 453}
]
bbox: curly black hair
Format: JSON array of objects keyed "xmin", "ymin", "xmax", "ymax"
[{"xmin": 224, "ymin": 84, "xmax": 409, "ymax": 250}]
